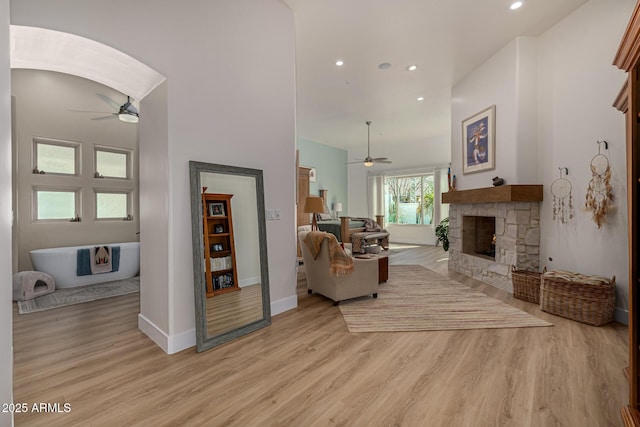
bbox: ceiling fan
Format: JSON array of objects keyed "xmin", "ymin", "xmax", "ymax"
[
  {"xmin": 347, "ymin": 121, "xmax": 392, "ymax": 167},
  {"xmin": 69, "ymin": 94, "xmax": 140, "ymax": 124}
]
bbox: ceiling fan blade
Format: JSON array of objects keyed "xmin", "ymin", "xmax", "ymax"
[
  {"xmin": 91, "ymin": 115, "xmax": 117, "ymax": 120},
  {"xmin": 372, "ymin": 157, "xmax": 388, "ymax": 161},
  {"xmin": 97, "ymin": 93, "xmax": 120, "ymax": 111},
  {"xmin": 346, "ymin": 160, "xmax": 364, "ymax": 164},
  {"xmin": 373, "ymin": 159, "xmax": 392, "ymax": 164},
  {"xmin": 68, "ymin": 109, "xmax": 114, "ymax": 114}
]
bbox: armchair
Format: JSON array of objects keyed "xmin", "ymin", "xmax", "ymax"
[{"xmin": 298, "ymin": 230, "xmax": 379, "ymax": 305}]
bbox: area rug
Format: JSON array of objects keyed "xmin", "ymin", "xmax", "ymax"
[
  {"xmin": 338, "ymin": 265, "xmax": 552, "ymax": 332},
  {"xmin": 17, "ymin": 276, "xmax": 139, "ymax": 314}
]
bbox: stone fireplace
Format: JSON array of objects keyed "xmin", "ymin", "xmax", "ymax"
[{"xmin": 442, "ymin": 185, "xmax": 542, "ymax": 293}]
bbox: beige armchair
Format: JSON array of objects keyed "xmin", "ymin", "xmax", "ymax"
[{"xmin": 299, "ymin": 231, "xmax": 379, "ymax": 305}]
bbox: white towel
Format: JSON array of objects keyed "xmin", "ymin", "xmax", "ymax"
[{"xmin": 90, "ymin": 246, "xmax": 112, "ymax": 274}]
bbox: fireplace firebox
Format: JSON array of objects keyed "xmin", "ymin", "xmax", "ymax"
[{"xmin": 462, "ymin": 216, "xmax": 496, "ymax": 259}]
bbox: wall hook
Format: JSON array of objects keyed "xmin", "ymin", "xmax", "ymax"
[
  {"xmin": 558, "ymin": 167, "xmax": 568, "ymax": 177},
  {"xmin": 597, "ymin": 140, "xmax": 608, "ymax": 153}
]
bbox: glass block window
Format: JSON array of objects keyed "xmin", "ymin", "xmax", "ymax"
[
  {"xmin": 96, "ymin": 191, "xmax": 129, "ymax": 219},
  {"xmin": 36, "ymin": 189, "xmax": 77, "ymax": 220},
  {"xmin": 95, "ymin": 148, "xmax": 129, "ymax": 179},
  {"xmin": 34, "ymin": 139, "xmax": 78, "ymax": 175}
]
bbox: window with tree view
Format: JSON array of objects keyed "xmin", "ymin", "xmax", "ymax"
[{"xmin": 385, "ymin": 174, "xmax": 434, "ymax": 225}]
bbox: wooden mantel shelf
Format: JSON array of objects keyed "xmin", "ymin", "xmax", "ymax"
[{"xmin": 442, "ymin": 185, "xmax": 543, "ymax": 204}]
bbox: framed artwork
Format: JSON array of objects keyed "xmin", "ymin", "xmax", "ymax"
[
  {"xmin": 462, "ymin": 105, "xmax": 495, "ymax": 174},
  {"xmin": 309, "ymin": 167, "xmax": 317, "ymax": 182},
  {"xmin": 209, "ymin": 202, "xmax": 225, "ymax": 217}
]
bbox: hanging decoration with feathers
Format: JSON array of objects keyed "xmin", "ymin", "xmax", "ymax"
[
  {"xmin": 551, "ymin": 167, "xmax": 573, "ymax": 223},
  {"xmin": 585, "ymin": 141, "xmax": 613, "ymax": 229}
]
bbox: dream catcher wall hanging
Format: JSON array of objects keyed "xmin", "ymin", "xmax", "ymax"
[
  {"xmin": 585, "ymin": 140, "xmax": 613, "ymax": 229},
  {"xmin": 551, "ymin": 167, "xmax": 573, "ymax": 223}
]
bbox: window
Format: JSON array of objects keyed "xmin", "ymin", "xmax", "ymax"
[
  {"xmin": 95, "ymin": 191, "xmax": 129, "ymax": 219},
  {"xmin": 35, "ymin": 189, "xmax": 78, "ymax": 220},
  {"xmin": 384, "ymin": 174, "xmax": 434, "ymax": 225},
  {"xmin": 34, "ymin": 139, "xmax": 79, "ymax": 175},
  {"xmin": 95, "ymin": 147, "xmax": 130, "ymax": 179}
]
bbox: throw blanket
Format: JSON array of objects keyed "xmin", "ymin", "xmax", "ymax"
[
  {"xmin": 303, "ymin": 231, "xmax": 354, "ymax": 276},
  {"xmin": 352, "ymin": 217, "xmax": 386, "ymax": 232},
  {"xmin": 363, "ymin": 218, "xmax": 381, "ymax": 232}
]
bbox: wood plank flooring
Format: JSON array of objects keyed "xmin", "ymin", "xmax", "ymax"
[{"xmin": 12, "ymin": 245, "xmax": 628, "ymax": 426}]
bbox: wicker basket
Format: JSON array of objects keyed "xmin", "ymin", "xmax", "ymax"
[
  {"xmin": 511, "ymin": 266, "xmax": 544, "ymax": 304},
  {"xmin": 540, "ymin": 270, "xmax": 616, "ymax": 326}
]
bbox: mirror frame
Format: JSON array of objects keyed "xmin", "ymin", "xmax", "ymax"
[{"xmin": 189, "ymin": 161, "xmax": 271, "ymax": 352}]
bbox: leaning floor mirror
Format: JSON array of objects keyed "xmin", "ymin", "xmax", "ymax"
[{"xmin": 189, "ymin": 161, "xmax": 271, "ymax": 352}]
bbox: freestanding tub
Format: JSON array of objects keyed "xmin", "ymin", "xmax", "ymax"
[{"xmin": 30, "ymin": 242, "xmax": 140, "ymax": 288}]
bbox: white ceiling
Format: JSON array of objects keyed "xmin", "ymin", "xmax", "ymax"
[{"xmin": 283, "ymin": 0, "xmax": 589, "ymax": 162}]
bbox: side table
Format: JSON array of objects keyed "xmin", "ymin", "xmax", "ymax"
[{"xmin": 354, "ymin": 253, "xmax": 388, "ymax": 283}]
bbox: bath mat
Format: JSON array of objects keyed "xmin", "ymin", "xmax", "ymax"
[
  {"xmin": 17, "ymin": 277, "xmax": 139, "ymax": 314},
  {"xmin": 337, "ymin": 265, "xmax": 552, "ymax": 332}
]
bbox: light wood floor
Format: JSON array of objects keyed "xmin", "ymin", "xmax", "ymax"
[
  {"xmin": 13, "ymin": 245, "xmax": 627, "ymax": 426},
  {"xmin": 206, "ymin": 283, "xmax": 263, "ymax": 337}
]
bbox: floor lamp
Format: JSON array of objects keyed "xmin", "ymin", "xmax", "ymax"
[{"xmin": 304, "ymin": 196, "xmax": 324, "ymax": 231}]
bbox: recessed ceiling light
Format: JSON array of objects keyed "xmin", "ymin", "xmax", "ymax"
[
  {"xmin": 417, "ymin": 97, "xmax": 424, "ymax": 101},
  {"xmin": 406, "ymin": 64, "xmax": 417, "ymax": 71},
  {"xmin": 335, "ymin": 59, "xmax": 344, "ymax": 66},
  {"xmin": 378, "ymin": 62, "xmax": 391, "ymax": 70},
  {"xmin": 510, "ymin": 1, "xmax": 523, "ymax": 10}
]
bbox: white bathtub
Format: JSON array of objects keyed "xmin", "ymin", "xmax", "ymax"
[{"xmin": 30, "ymin": 242, "xmax": 140, "ymax": 288}]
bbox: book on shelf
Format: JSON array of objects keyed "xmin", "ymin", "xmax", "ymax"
[{"xmin": 207, "ymin": 256, "xmax": 232, "ymax": 272}]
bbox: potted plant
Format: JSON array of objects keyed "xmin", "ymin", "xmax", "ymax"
[{"xmin": 435, "ymin": 217, "xmax": 449, "ymax": 251}]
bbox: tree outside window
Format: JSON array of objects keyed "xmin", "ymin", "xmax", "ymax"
[{"xmin": 385, "ymin": 175, "xmax": 434, "ymax": 225}]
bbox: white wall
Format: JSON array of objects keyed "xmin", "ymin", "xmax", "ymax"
[
  {"xmin": 138, "ymin": 81, "xmax": 170, "ymax": 340},
  {"xmin": 450, "ymin": 0, "xmax": 633, "ymax": 322},
  {"xmin": 10, "ymin": 0, "xmax": 296, "ymax": 353},
  {"xmin": 451, "ymin": 37, "xmax": 538, "ymax": 189},
  {"xmin": 537, "ymin": 0, "xmax": 633, "ymax": 322},
  {"xmin": 347, "ymin": 165, "xmax": 369, "ymax": 218},
  {"xmin": 0, "ymin": 0, "xmax": 13, "ymax": 423}
]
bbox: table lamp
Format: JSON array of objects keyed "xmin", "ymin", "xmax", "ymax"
[
  {"xmin": 334, "ymin": 202, "xmax": 343, "ymax": 219},
  {"xmin": 304, "ymin": 196, "xmax": 325, "ymax": 231}
]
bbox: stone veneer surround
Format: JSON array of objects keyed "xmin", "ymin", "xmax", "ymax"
[{"xmin": 448, "ymin": 201, "xmax": 540, "ymax": 293}]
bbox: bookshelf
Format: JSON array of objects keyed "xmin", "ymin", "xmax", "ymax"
[{"xmin": 202, "ymin": 192, "xmax": 239, "ymax": 297}]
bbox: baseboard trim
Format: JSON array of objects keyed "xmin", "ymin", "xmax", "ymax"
[
  {"xmin": 616, "ymin": 307, "xmax": 629, "ymax": 325},
  {"xmin": 271, "ymin": 294, "xmax": 297, "ymax": 316},
  {"xmin": 139, "ymin": 295, "xmax": 297, "ymax": 355},
  {"xmin": 169, "ymin": 328, "xmax": 196, "ymax": 354},
  {"xmin": 138, "ymin": 314, "xmax": 169, "ymax": 353},
  {"xmin": 138, "ymin": 314, "xmax": 196, "ymax": 354},
  {"xmin": 239, "ymin": 276, "xmax": 260, "ymax": 288}
]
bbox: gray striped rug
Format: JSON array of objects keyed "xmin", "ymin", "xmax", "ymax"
[
  {"xmin": 339, "ymin": 265, "xmax": 552, "ymax": 332},
  {"xmin": 17, "ymin": 277, "xmax": 139, "ymax": 314}
]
